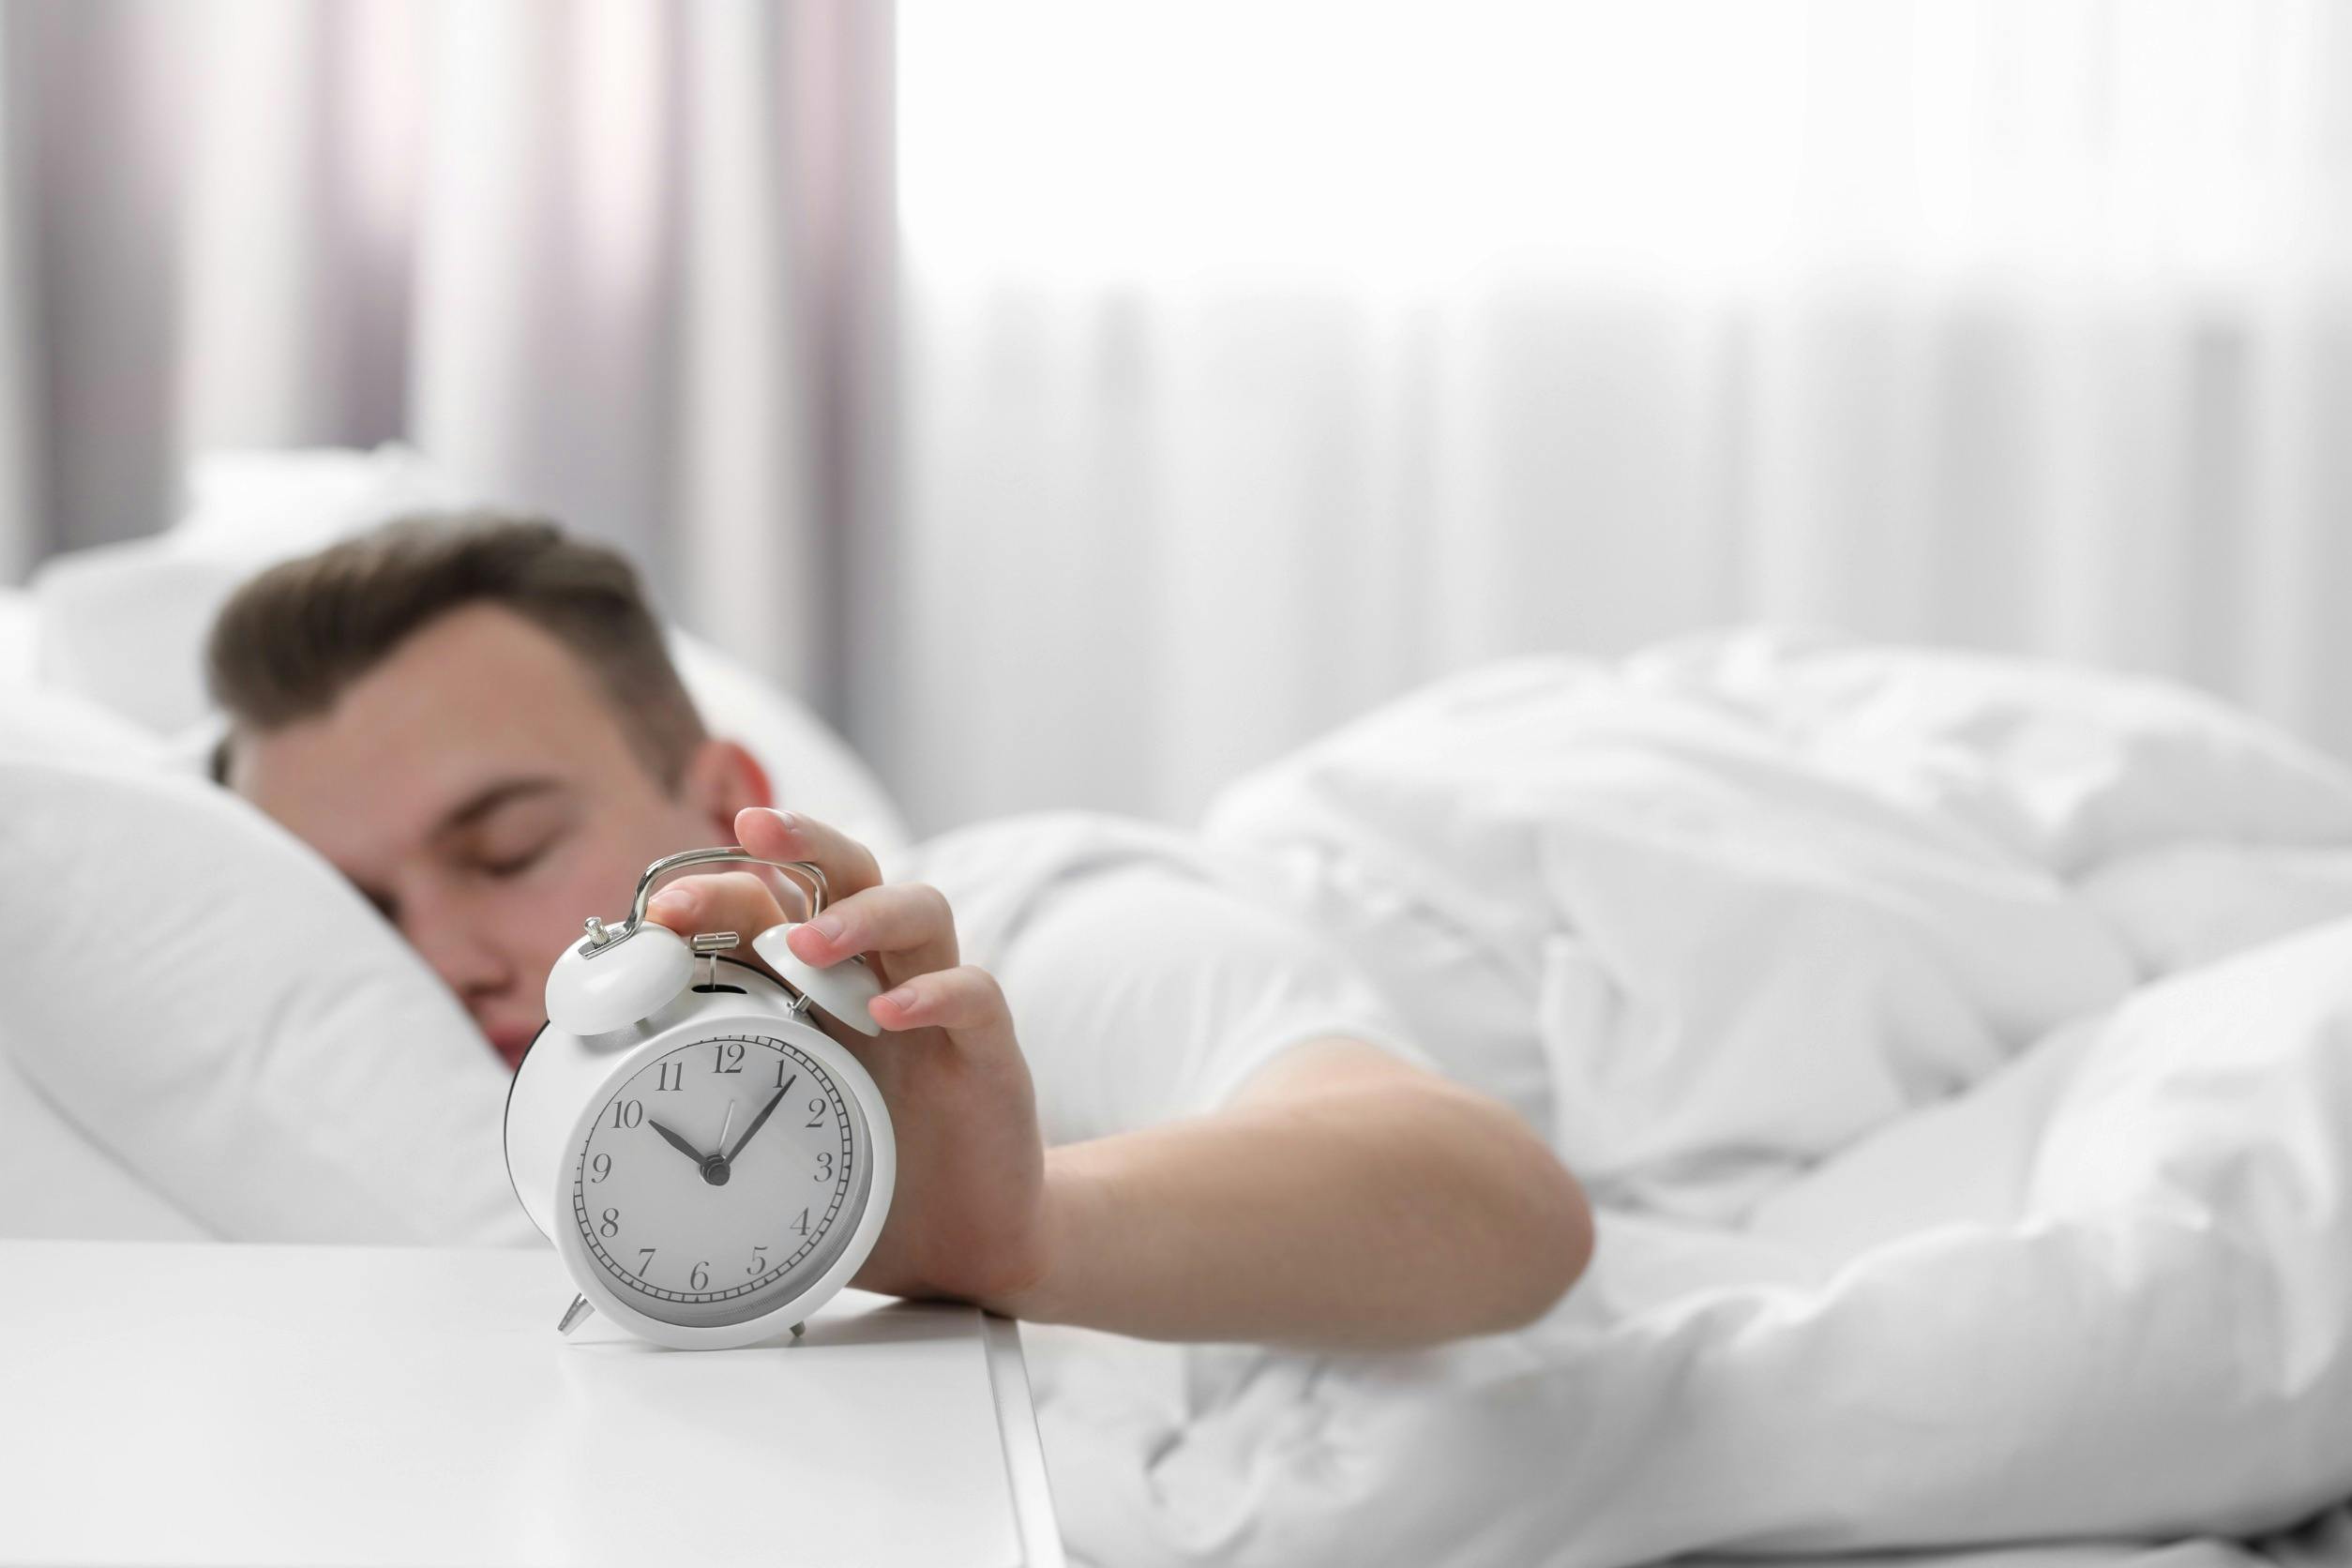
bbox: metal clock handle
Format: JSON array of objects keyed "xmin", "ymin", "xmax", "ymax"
[{"xmin": 578, "ymin": 846, "xmax": 832, "ymax": 954}]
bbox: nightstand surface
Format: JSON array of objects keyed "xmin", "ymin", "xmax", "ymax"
[{"xmin": 0, "ymin": 1239, "xmax": 1061, "ymax": 1568}]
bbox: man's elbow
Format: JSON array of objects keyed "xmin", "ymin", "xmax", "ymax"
[
  {"xmin": 1528, "ymin": 1149, "xmax": 1597, "ymax": 1320},
  {"xmin": 1478, "ymin": 1105, "xmax": 1596, "ymax": 1333}
]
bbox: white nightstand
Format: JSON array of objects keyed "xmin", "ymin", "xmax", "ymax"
[{"xmin": 0, "ymin": 1240, "xmax": 1062, "ymax": 1567}]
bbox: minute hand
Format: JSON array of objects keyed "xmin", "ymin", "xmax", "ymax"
[{"xmin": 725, "ymin": 1088, "xmax": 788, "ymax": 1163}]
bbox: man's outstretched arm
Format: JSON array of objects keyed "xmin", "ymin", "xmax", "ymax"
[
  {"xmin": 999, "ymin": 1036, "xmax": 1593, "ymax": 1349},
  {"xmin": 649, "ymin": 807, "xmax": 1591, "ymax": 1352}
]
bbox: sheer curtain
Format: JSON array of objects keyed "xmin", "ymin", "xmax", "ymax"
[
  {"xmin": 7, "ymin": 2, "xmax": 2350, "ymax": 837},
  {"xmin": 0, "ymin": 0, "xmax": 892, "ymax": 716},
  {"xmin": 878, "ymin": 0, "xmax": 2352, "ymax": 832}
]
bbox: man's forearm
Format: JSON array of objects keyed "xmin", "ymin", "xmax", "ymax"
[{"xmin": 983, "ymin": 1046, "xmax": 1593, "ymax": 1349}]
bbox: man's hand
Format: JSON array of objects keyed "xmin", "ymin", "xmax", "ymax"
[{"xmin": 642, "ymin": 807, "xmax": 1051, "ymax": 1309}]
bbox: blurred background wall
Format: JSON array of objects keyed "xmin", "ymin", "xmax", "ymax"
[{"xmin": 1, "ymin": 0, "xmax": 2348, "ymax": 835}]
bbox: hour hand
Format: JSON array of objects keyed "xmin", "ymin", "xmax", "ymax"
[{"xmin": 644, "ymin": 1116, "xmax": 708, "ymax": 1166}]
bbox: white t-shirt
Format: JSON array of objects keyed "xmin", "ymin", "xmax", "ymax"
[{"xmin": 883, "ymin": 812, "xmax": 1439, "ymax": 1145}]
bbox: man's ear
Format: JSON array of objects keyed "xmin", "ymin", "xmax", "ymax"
[{"xmin": 678, "ymin": 738, "xmax": 774, "ymax": 837}]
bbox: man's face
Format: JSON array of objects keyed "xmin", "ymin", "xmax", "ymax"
[{"xmin": 226, "ymin": 605, "xmax": 763, "ymax": 1068}]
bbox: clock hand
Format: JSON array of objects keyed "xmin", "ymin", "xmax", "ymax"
[
  {"xmin": 725, "ymin": 1087, "xmax": 788, "ymax": 1164},
  {"xmin": 644, "ymin": 1116, "xmax": 709, "ymax": 1167},
  {"xmin": 717, "ymin": 1100, "xmax": 736, "ymax": 1158}
]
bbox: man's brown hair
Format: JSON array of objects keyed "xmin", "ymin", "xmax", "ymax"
[{"xmin": 205, "ymin": 512, "xmax": 707, "ymax": 787}]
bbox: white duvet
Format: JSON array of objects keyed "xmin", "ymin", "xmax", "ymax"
[{"xmin": 1021, "ymin": 631, "xmax": 2352, "ymax": 1568}]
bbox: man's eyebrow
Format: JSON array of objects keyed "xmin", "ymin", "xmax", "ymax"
[{"xmin": 430, "ymin": 776, "xmax": 570, "ymax": 838}]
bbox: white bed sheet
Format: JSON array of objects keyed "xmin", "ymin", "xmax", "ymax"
[{"xmin": 1021, "ymin": 631, "xmax": 2352, "ymax": 1568}]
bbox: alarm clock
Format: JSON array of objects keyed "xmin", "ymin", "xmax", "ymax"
[{"xmin": 505, "ymin": 846, "xmax": 895, "ymax": 1349}]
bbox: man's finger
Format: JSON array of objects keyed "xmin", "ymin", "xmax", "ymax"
[
  {"xmin": 644, "ymin": 868, "xmax": 787, "ymax": 942},
  {"xmin": 871, "ymin": 963, "xmax": 1018, "ymax": 1053},
  {"xmin": 785, "ymin": 881, "xmax": 958, "ymax": 984},
  {"xmin": 735, "ymin": 807, "xmax": 884, "ymax": 914}
]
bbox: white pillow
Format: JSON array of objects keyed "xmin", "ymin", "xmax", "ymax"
[
  {"xmin": 664, "ymin": 630, "xmax": 907, "ymax": 854},
  {"xmin": 30, "ymin": 445, "xmax": 911, "ymax": 854},
  {"xmin": 0, "ymin": 1052, "xmax": 210, "ymax": 1242},
  {"xmin": 28, "ymin": 446, "xmax": 466, "ymax": 731},
  {"xmin": 0, "ymin": 688, "xmax": 535, "ymax": 1245}
]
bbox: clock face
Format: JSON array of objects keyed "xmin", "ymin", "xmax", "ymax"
[{"xmin": 570, "ymin": 1033, "xmax": 872, "ymax": 1329}]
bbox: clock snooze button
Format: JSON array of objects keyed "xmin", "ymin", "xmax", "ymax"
[{"xmin": 752, "ymin": 923, "xmax": 886, "ymax": 1036}]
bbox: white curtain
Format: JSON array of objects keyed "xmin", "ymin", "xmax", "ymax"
[
  {"xmin": 881, "ymin": 0, "xmax": 2352, "ymax": 832},
  {"xmin": 8, "ymin": 2, "xmax": 2352, "ymax": 837},
  {"xmin": 0, "ymin": 0, "xmax": 891, "ymax": 718}
]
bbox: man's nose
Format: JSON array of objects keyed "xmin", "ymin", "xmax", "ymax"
[{"xmin": 397, "ymin": 892, "xmax": 513, "ymax": 1004}]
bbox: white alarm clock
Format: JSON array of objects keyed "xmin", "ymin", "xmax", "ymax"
[{"xmin": 505, "ymin": 846, "xmax": 895, "ymax": 1349}]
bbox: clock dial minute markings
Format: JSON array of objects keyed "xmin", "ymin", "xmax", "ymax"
[{"xmin": 566, "ymin": 1035, "xmax": 870, "ymax": 1330}]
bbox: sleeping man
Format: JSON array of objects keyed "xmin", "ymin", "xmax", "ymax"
[{"xmin": 204, "ymin": 512, "xmax": 1592, "ymax": 1349}]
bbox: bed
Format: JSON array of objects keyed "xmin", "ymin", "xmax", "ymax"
[{"xmin": 5, "ymin": 452, "xmax": 2351, "ymax": 1568}]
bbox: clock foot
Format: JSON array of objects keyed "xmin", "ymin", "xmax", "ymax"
[
  {"xmin": 791, "ymin": 1320, "xmax": 806, "ymax": 1340},
  {"xmin": 557, "ymin": 1294, "xmax": 594, "ymax": 1335}
]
